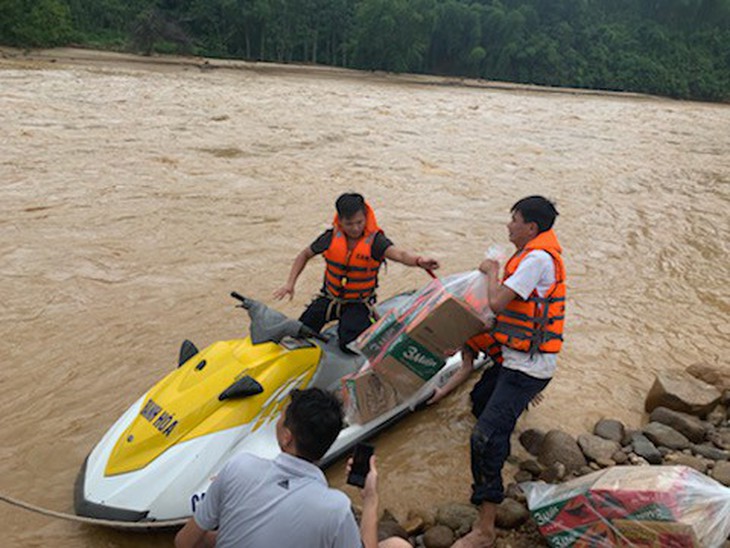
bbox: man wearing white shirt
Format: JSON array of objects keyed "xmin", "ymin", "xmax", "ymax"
[{"xmin": 434, "ymin": 196, "xmax": 566, "ymax": 548}]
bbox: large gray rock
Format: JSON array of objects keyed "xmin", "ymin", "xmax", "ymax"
[
  {"xmin": 642, "ymin": 422, "xmax": 691, "ymax": 450},
  {"xmin": 434, "ymin": 503, "xmax": 477, "ymax": 537},
  {"xmin": 423, "ymin": 525, "xmax": 454, "ymax": 548},
  {"xmin": 692, "ymin": 443, "xmax": 730, "ymax": 461},
  {"xmin": 645, "ymin": 370, "xmax": 721, "ymax": 416},
  {"xmin": 712, "ymin": 461, "xmax": 730, "ymax": 487},
  {"xmin": 686, "ymin": 361, "xmax": 730, "ymax": 392},
  {"xmin": 663, "ymin": 452, "xmax": 708, "ymax": 473},
  {"xmin": 649, "ymin": 406, "xmax": 707, "ymax": 443},
  {"xmin": 495, "ymin": 498, "xmax": 530, "ymax": 529},
  {"xmin": 538, "ymin": 430, "xmax": 587, "ymax": 472},
  {"xmin": 519, "ymin": 459, "xmax": 544, "ymax": 476},
  {"xmin": 593, "ymin": 419, "xmax": 625, "ymax": 443},
  {"xmin": 519, "ymin": 428, "xmax": 545, "ymax": 456},
  {"xmin": 631, "ymin": 433, "xmax": 663, "ymax": 464},
  {"xmin": 377, "ymin": 510, "xmax": 409, "ymax": 542},
  {"xmin": 708, "ymin": 429, "xmax": 730, "ymax": 451},
  {"xmin": 577, "ymin": 433, "xmax": 622, "ymax": 463},
  {"xmin": 707, "ymin": 405, "xmax": 728, "ymax": 427}
]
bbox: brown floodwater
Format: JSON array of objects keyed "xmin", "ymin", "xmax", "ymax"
[{"xmin": 1, "ymin": 48, "xmax": 728, "ymax": 547}]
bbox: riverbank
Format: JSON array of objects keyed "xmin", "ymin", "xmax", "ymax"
[{"xmin": 1, "ymin": 46, "xmax": 661, "ymax": 102}]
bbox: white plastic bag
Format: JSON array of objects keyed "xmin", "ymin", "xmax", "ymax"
[{"xmin": 521, "ymin": 465, "xmax": 730, "ymax": 547}]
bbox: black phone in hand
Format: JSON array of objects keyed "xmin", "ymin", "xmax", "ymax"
[{"xmin": 346, "ymin": 443, "xmax": 374, "ymax": 488}]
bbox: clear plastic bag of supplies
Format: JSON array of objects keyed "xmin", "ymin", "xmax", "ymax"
[
  {"xmin": 350, "ymin": 271, "xmax": 494, "ymax": 400},
  {"xmin": 521, "ymin": 465, "xmax": 730, "ymax": 547}
]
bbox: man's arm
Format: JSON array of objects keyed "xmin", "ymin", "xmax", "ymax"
[
  {"xmin": 175, "ymin": 519, "xmax": 216, "ymax": 548},
  {"xmin": 427, "ymin": 344, "xmax": 476, "ymax": 405},
  {"xmin": 383, "ymin": 246, "xmax": 439, "ymax": 271},
  {"xmin": 273, "ymin": 247, "xmax": 316, "ymax": 300},
  {"xmin": 479, "ymin": 259, "xmax": 518, "ymax": 313},
  {"xmin": 358, "ymin": 455, "xmax": 379, "ymax": 548}
]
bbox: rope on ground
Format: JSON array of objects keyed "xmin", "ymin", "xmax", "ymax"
[{"xmin": 0, "ymin": 493, "xmax": 187, "ymax": 530}]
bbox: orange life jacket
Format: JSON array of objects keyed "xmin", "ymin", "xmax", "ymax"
[
  {"xmin": 492, "ymin": 229, "xmax": 566, "ymax": 354},
  {"xmin": 323, "ymin": 203, "xmax": 383, "ymax": 301},
  {"xmin": 465, "ymin": 332, "xmax": 504, "ymax": 365}
]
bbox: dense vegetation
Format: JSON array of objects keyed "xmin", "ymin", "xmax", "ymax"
[{"xmin": 1, "ymin": 0, "xmax": 728, "ymax": 101}]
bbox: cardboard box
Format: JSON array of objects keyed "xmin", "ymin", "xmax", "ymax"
[
  {"xmin": 544, "ymin": 521, "xmax": 616, "ymax": 548},
  {"xmin": 372, "ymin": 333, "xmax": 446, "ymax": 398},
  {"xmin": 613, "ymin": 519, "xmax": 700, "ymax": 547},
  {"xmin": 356, "ymin": 311, "xmax": 403, "ymax": 362},
  {"xmin": 354, "ymin": 292, "xmax": 487, "ymax": 400},
  {"xmin": 406, "ymin": 296, "xmax": 487, "ymax": 356},
  {"xmin": 342, "ymin": 368, "xmax": 400, "ymax": 425},
  {"xmin": 534, "ymin": 493, "xmax": 605, "ymax": 539}
]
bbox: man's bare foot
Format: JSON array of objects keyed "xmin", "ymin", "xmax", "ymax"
[{"xmin": 451, "ymin": 527, "xmax": 495, "ymax": 548}]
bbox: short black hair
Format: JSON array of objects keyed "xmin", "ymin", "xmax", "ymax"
[
  {"xmin": 284, "ymin": 388, "xmax": 344, "ymax": 462},
  {"xmin": 335, "ymin": 193, "xmax": 366, "ymax": 219},
  {"xmin": 511, "ymin": 196, "xmax": 559, "ymax": 233}
]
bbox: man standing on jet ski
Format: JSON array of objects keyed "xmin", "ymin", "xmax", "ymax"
[{"xmin": 274, "ymin": 193, "xmax": 439, "ymax": 351}]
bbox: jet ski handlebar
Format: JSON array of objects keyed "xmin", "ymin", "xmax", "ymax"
[
  {"xmin": 230, "ymin": 291, "xmax": 252, "ymax": 308},
  {"xmin": 230, "ymin": 292, "xmax": 330, "ymax": 343}
]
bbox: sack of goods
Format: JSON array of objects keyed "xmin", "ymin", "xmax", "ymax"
[
  {"xmin": 522, "ymin": 465, "xmax": 730, "ymax": 547},
  {"xmin": 342, "ymin": 271, "xmax": 494, "ymax": 424}
]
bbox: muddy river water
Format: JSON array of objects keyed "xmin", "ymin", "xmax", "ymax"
[{"xmin": 0, "ymin": 49, "xmax": 728, "ymax": 547}]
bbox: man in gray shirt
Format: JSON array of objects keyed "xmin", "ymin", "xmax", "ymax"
[{"xmin": 175, "ymin": 388, "xmax": 410, "ymax": 548}]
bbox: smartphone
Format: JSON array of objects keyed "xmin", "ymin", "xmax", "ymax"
[{"xmin": 346, "ymin": 443, "xmax": 374, "ymax": 488}]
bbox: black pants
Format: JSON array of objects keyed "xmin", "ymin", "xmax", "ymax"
[
  {"xmin": 299, "ymin": 295, "xmax": 372, "ymax": 351},
  {"xmin": 468, "ymin": 363, "xmax": 550, "ymax": 505}
]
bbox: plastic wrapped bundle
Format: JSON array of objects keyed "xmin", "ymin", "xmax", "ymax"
[
  {"xmin": 521, "ymin": 465, "xmax": 730, "ymax": 547},
  {"xmin": 354, "ymin": 271, "xmax": 493, "ymax": 396},
  {"xmin": 339, "ymin": 271, "xmax": 494, "ymax": 424}
]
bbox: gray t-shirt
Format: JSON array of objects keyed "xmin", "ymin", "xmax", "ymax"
[{"xmin": 195, "ymin": 452, "xmax": 361, "ymax": 548}]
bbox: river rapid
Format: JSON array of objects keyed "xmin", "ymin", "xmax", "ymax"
[{"xmin": 1, "ymin": 49, "xmax": 728, "ymax": 547}]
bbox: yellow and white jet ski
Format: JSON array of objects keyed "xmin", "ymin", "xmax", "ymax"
[{"xmin": 74, "ymin": 292, "xmax": 475, "ymax": 524}]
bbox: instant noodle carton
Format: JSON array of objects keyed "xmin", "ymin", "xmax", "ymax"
[
  {"xmin": 404, "ymin": 296, "xmax": 487, "ymax": 356},
  {"xmin": 341, "ymin": 367, "xmax": 399, "ymax": 425},
  {"xmin": 524, "ymin": 466, "xmax": 726, "ymax": 548},
  {"xmin": 357, "ymin": 311, "xmax": 403, "ymax": 362},
  {"xmin": 370, "ymin": 333, "xmax": 446, "ymax": 398},
  {"xmin": 351, "ymin": 271, "xmax": 494, "ymax": 414},
  {"xmin": 533, "ymin": 492, "xmax": 600, "ymax": 539},
  {"xmin": 589, "ymin": 467, "xmax": 681, "ymax": 522},
  {"xmin": 356, "ymin": 295, "xmax": 486, "ymax": 398},
  {"xmin": 612, "ymin": 519, "xmax": 700, "ymax": 547},
  {"xmin": 545, "ymin": 519, "xmax": 617, "ymax": 548}
]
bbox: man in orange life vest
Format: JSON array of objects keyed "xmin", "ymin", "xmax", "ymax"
[
  {"xmin": 274, "ymin": 193, "xmax": 439, "ymax": 351},
  {"xmin": 430, "ymin": 196, "xmax": 565, "ymax": 548}
]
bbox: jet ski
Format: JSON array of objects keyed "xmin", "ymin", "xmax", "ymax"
[{"xmin": 74, "ymin": 291, "xmax": 482, "ymax": 524}]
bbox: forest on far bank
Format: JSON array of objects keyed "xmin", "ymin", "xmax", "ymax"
[{"xmin": 1, "ymin": 0, "xmax": 728, "ymax": 101}]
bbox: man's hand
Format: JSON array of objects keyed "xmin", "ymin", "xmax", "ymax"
[
  {"xmin": 350, "ymin": 455, "xmax": 379, "ymax": 548},
  {"xmin": 273, "ymin": 283, "xmax": 295, "ymax": 301},
  {"xmin": 427, "ymin": 386, "xmax": 446, "ymax": 405},
  {"xmin": 417, "ymin": 256, "xmax": 440, "ymax": 270},
  {"xmin": 479, "ymin": 258, "xmax": 500, "ymax": 276},
  {"xmin": 346, "ymin": 455, "xmax": 378, "ymax": 502},
  {"xmin": 361, "ymin": 455, "xmax": 378, "ymax": 503}
]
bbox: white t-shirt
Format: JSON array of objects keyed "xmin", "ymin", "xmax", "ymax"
[
  {"xmin": 195, "ymin": 452, "xmax": 361, "ymax": 548},
  {"xmin": 501, "ymin": 249, "xmax": 558, "ymax": 379}
]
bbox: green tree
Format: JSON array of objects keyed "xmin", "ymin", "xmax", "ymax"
[
  {"xmin": 0, "ymin": 0, "xmax": 72, "ymax": 46},
  {"xmin": 352, "ymin": 0, "xmax": 435, "ymax": 72}
]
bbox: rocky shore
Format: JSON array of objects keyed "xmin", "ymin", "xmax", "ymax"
[{"xmin": 371, "ymin": 361, "xmax": 730, "ymax": 547}]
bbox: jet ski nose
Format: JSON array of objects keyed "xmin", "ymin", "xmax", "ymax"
[{"xmin": 74, "ymin": 456, "xmax": 150, "ymax": 522}]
